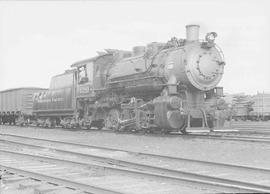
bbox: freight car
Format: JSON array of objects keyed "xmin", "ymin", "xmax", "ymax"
[
  {"xmin": 33, "ymin": 25, "xmax": 226, "ymax": 133},
  {"xmin": 0, "ymin": 87, "xmax": 47, "ymax": 125}
]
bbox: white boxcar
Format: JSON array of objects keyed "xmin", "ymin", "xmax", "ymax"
[{"xmin": 0, "ymin": 87, "xmax": 47, "ymax": 115}]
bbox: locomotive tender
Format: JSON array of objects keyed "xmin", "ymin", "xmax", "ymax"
[{"xmin": 33, "ymin": 25, "xmax": 225, "ymax": 133}]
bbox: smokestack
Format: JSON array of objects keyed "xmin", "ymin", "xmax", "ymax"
[{"xmin": 186, "ymin": 25, "xmax": 200, "ymax": 42}]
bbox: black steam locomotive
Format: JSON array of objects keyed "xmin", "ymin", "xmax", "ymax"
[{"xmin": 2, "ymin": 25, "xmax": 226, "ymax": 133}]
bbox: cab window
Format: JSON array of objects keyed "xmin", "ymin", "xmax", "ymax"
[{"xmin": 78, "ymin": 65, "xmax": 89, "ymax": 84}]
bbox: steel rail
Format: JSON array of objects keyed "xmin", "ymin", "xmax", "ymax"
[{"xmin": 1, "ymin": 139, "xmax": 270, "ymax": 193}]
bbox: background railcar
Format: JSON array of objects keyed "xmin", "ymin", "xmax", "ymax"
[{"xmin": 0, "ymin": 87, "xmax": 47, "ymax": 124}]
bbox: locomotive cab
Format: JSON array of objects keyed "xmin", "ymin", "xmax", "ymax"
[
  {"xmin": 72, "ymin": 55, "xmax": 113, "ymax": 129},
  {"xmin": 72, "ymin": 58, "xmax": 95, "ymax": 99}
]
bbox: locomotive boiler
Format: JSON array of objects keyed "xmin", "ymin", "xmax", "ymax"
[{"xmin": 34, "ymin": 25, "xmax": 225, "ymax": 133}]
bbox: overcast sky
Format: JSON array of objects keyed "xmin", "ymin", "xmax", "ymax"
[{"xmin": 0, "ymin": 0, "xmax": 269, "ymax": 94}]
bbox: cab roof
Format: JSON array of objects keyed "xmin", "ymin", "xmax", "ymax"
[
  {"xmin": 71, "ymin": 49, "xmax": 121, "ymax": 68},
  {"xmin": 71, "ymin": 57, "xmax": 97, "ymax": 68}
]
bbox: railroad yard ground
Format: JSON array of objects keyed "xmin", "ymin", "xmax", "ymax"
[
  {"xmin": 1, "ymin": 122, "xmax": 270, "ymax": 166},
  {"xmin": 1, "ymin": 121, "xmax": 270, "ymax": 193}
]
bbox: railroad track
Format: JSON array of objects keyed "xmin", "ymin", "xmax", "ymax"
[
  {"xmin": 228, "ymin": 122, "xmax": 270, "ymax": 133},
  {"xmin": 0, "ymin": 169, "xmax": 85, "ymax": 194},
  {"xmin": 1, "ymin": 133, "xmax": 270, "ymax": 193},
  {"xmin": 0, "ymin": 144, "xmax": 252, "ymax": 193},
  {"xmin": 2, "ymin": 124, "xmax": 270, "ymax": 143}
]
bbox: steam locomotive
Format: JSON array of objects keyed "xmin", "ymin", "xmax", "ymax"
[{"xmin": 5, "ymin": 25, "xmax": 226, "ymax": 133}]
